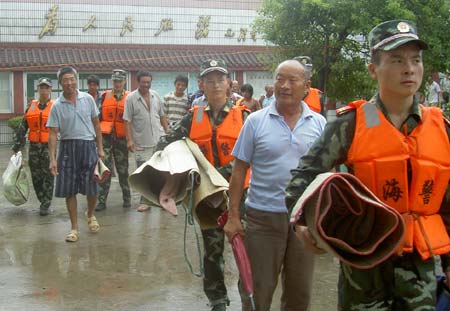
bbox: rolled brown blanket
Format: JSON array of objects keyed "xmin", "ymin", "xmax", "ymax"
[{"xmin": 290, "ymin": 172, "xmax": 405, "ymax": 269}]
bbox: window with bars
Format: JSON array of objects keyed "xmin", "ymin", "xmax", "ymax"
[{"xmin": 0, "ymin": 72, "xmax": 13, "ymax": 113}]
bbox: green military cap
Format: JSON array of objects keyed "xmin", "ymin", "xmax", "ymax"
[
  {"xmin": 112, "ymin": 69, "xmax": 127, "ymax": 81},
  {"xmin": 199, "ymin": 59, "xmax": 228, "ymax": 77},
  {"xmin": 293, "ymin": 55, "xmax": 313, "ymax": 76},
  {"xmin": 37, "ymin": 77, "xmax": 52, "ymax": 87},
  {"xmin": 293, "ymin": 56, "xmax": 312, "ymax": 68},
  {"xmin": 369, "ymin": 20, "xmax": 428, "ymax": 54}
]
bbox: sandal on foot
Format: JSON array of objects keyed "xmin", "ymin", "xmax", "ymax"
[
  {"xmin": 137, "ymin": 204, "xmax": 150, "ymax": 212},
  {"xmin": 65, "ymin": 230, "xmax": 79, "ymax": 242},
  {"xmin": 85, "ymin": 212, "xmax": 100, "ymax": 233}
]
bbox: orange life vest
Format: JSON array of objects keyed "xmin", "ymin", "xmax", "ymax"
[
  {"xmin": 25, "ymin": 99, "xmax": 54, "ymax": 143},
  {"xmin": 100, "ymin": 90, "xmax": 129, "ymax": 138},
  {"xmin": 304, "ymin": 88, "xmax": 321, "ymax": 113},
  {"xmin": 190, "ymin": 105, "xmax": 251, "ymax": 187},
  {"xmin": 346, "ymin": 100, "xmax": 450, "ymax": 260}
]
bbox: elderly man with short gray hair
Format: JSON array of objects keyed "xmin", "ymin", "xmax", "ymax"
[{"xmin": 225, "ymin": 59, "xmax": 326, "ymax": 310}]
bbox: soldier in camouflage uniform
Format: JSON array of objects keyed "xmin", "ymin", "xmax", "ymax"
[
  {"xmin": 12, "ymin": 77, "xmax": 55, "ymax": 216},
  {"xmin": 96, "ymin": 69, "xmax": 131, "ymax": 211},
  {"xmin": 285, "ymin": 20, "xmax": 450, "ymax": 310},
  {"xmin": 157, "ymin": 59, "xmax": 249, "ymax": 311}
]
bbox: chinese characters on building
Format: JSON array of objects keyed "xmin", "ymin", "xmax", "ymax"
[
  {"xmin": 195, "ymin": 16, "xmax": 210, "ymax": 40},
  {"xmin": 224, "ymin": 28, "xmax": 235, "ymax": 38},
  {"xmin": 120, "ymin": 16, "xmax": 134, "ymax": 37},
  {"xmin": 250, "ymin": 29, "xmax": 257, "ymax": 41},
  {"xmin": 38, "ymin": 5, "xmax": 59, "ymax": 39},
  {"xmin": 154, "ymin": 18, "xmax": 173, "ymax": 37},
  {"xmin": 82, "ymin": 15, "xmax": 97, "ymax": 32},
  {"xmin": 37, "ymin": 6, "xmax": 258, "ymax": 42},
  {"xmin": 237, "ymin": 28, "xmax": 247, "ymax": 42}
]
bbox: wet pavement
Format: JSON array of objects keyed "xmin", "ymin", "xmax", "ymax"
[{"xmin": 0, "ymin": 145, "xmax": 338, "ymax": 311}]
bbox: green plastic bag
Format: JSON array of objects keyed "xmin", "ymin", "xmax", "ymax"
[{"xmin": 2, "ymin": 151, "xmax": 29, "ymax": 206}]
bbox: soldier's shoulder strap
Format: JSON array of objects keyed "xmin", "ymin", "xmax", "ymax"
[
  {"xmin": 190, "ymin": 105, "xmax": 205, "ymax": 123},
  {"xmin": 425, "ymin": 105, "xmax": 450, "ymax": 128},
  {"xmin": 25, "ymin": 99, "xmax": 39, "ymax": 112},
  {"xmin": 336, "ymin": 99, "xmax": 366, "ymax": 116},
  {"xmin": 99, "ymin": 91, "xmax": 107, "ymax": 103}
]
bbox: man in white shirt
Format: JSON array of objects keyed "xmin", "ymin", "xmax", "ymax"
[
  {"xmin": 123, "ymin": 70, "xmax": 169, "ymax": 212},
  {"xmin": 427, "ymin": 73, "xmax": 442, "ymax": 106}
]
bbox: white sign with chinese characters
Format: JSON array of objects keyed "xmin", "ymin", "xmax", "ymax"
[
  {"xmin": 244, "ymin": 71, "xmax": 274, "ymax": 99},
  {"xmin": 0, "ymin": 2, "xmax": 266, "ymax": 46}
]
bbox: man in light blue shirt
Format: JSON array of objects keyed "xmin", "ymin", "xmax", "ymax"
[
  {"xmin": 47, "ymin": 91, "xmax": 98, "ymax": 140},
  {"xmin": 259, "ymin": 84, "xmax": 275, "ymax": 108},
  {"xmin": 47, "ymin": 66, "xmax": 104, "ymax": 243},
  {"xmin": 224, "ymin": 60, "xmax": 326, "ymax": 310}
]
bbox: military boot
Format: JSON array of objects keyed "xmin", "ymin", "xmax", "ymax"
[
  {"xmin": 123, "ymin": 200, "xmax": 131, "ymax": 209},
  {"xmin": 39, "ymin": 203, "xmax": 50, "ymax": 216},
  {"xmin": 211, "ymin": 303, "xmax": 226, "ymax": 311}
]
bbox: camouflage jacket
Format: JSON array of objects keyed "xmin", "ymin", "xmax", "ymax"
[
  {"xmin": 285, "ymin": 93, "xmax": 450, "ymax": 271},
  {"xmin": 157, "ymin": 100, "xmax": 249, "ymax": 180}
]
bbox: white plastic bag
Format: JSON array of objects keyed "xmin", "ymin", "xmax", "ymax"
[{"xmin": 2, "ymin": 151, "xmax": 29, "ymax": 206}]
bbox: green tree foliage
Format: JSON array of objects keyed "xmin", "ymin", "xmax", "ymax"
[
  {"xmin": 7, "ymin": 116, "xmax": 23, "ymax": 133},
  {"xmin": 255, "ymin": 0, "xmax": 450, "ymax": 102}
]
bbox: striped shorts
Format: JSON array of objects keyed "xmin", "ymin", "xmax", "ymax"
[{"xmin": 55, "ymin": 140, "xmax": 98, "ymax": 198}]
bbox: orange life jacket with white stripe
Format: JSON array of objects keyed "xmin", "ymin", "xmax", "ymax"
[
  {"xmin": 100, "ymin": 90, "xmax": 129, "ymax": 138},
  {"xmin": 25, "ymin": 99, "xmax": 54, "ymax": 143},
  {"xmin": 190, "ymin": 105, "xmax": 250, "ymax": 188},
  {"xmin": 345, "ymin": 100, "xmax": 450, "ymax": 260},
  {"xmin": 304, "ymin": 88, "xmax": 321, "ymax": 113}
]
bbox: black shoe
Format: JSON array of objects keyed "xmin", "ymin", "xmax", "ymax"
[
  {"xmin": 211, "ymin": 303, "xmax": 226, "ymax": 311},
  {"xmin": 39, "ymin": 203, "xmax": 51, "ymax": 216},
  {"xmin": 39, "ymin": 209, "xmax": 49, "ymax": 216},
  {"xmin": 123, "ymin": 201, "xmax": 131, "ymax": 208},
  {"xmin": 95, "ymin": 203, "xmax": 107, "ymax": 211}
]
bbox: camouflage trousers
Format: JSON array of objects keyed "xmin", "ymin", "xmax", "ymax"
[
  {"xmin": 338, "ymin": 252, "xmax": 436, "ymax": 310},
  {"xmin": 199, "ymin": 189, "xmax": 248, "ymax": 308},
  {"xmin": 98, "ymin": 135, "xmax": 131, "ymax": 205},
  {"xmin": 28, "ymin": 143, "xmax": 54, "ymax": 210},
  {"xmin": 202, "ymin": 227, "xmax": 229, "ymax": 307}
]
